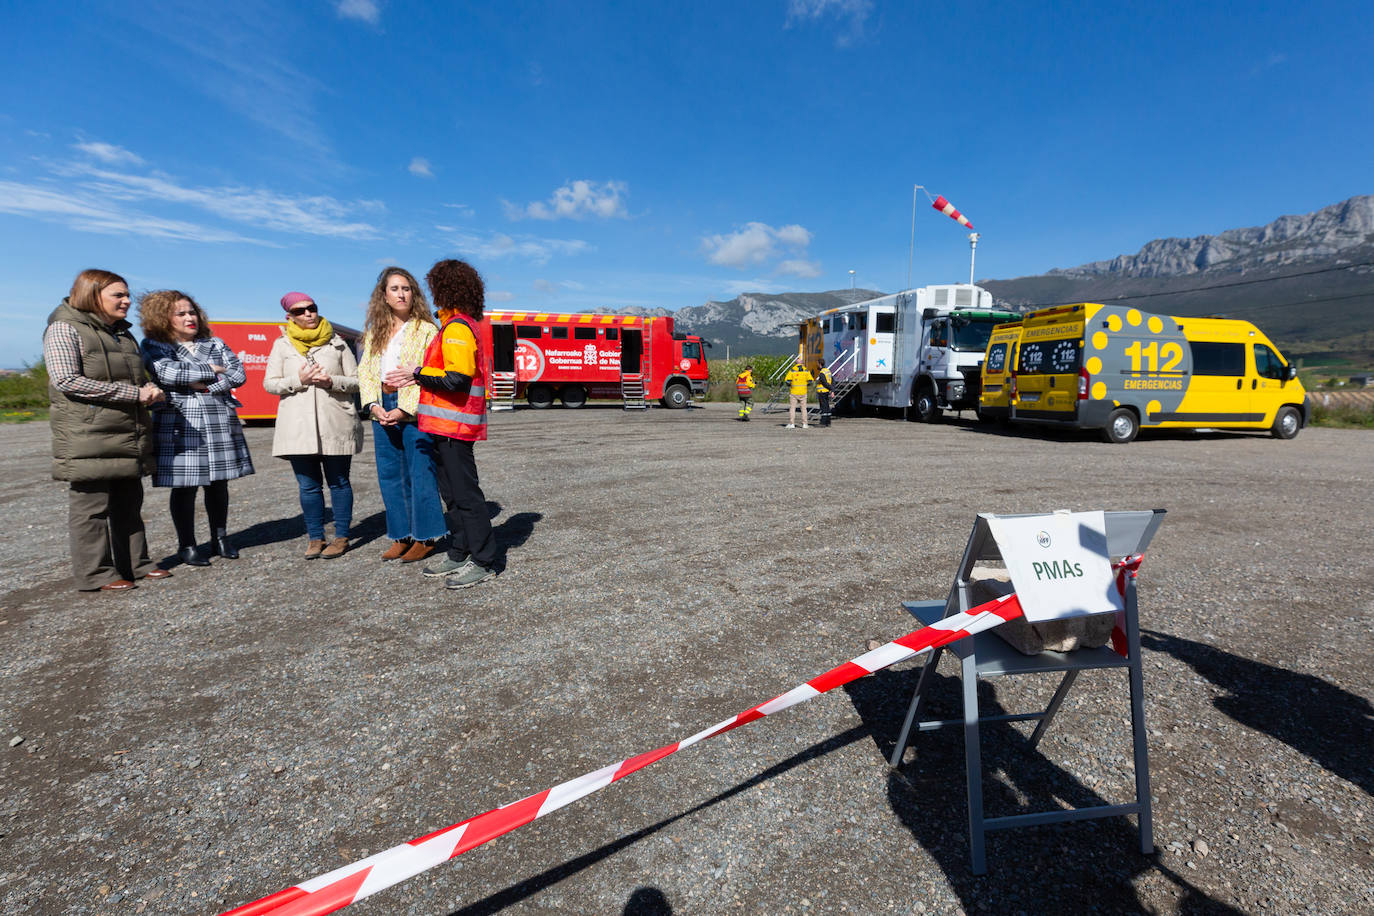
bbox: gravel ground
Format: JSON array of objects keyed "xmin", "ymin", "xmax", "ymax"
[{"xmin": 1, "ymin": 403, "xmax": 1371, "ymax": 915}]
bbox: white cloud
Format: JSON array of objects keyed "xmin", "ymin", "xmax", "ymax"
[
  {"xmin": 336, "ymin": 0, "xmax": 380, "ymax": 24},
  {"xmin": 773, "ymin": 224, "xmax": 813, "ymax": 247},
  {"xmin": 722, "ymin": 278, "xmax": 789, "ymax": 297},
  {"xmin": 73, "ymin": 141, "xmax": 144, "ymax": 166},
  {"xmin": 113, "ymin": 6, "xmax": 342, "ymax": 170},
  {"xmin": 446, "ymin": 229, "xmax": 591, "ymax": 265},
  {"xmin": 701, "ymin": 221, "xmax": 815, "ymax": 269},
  {"xmin": 59, "ymin": 164, "xmax": 381, "ymax": 239},
  {"xmin": 532, "ymin": 279, "xmax": 557, "ymax": 294},
  {"xmin": 1249, "ymin": 52, "xmax": 1288, "ymax": 77},
  {"xmin": 776, "ymin": 258, "xmax": 822, "ymax": 278},
  {"xmin": 489, "ymin": 290, "xmax": 516, "ymax": 302},
  {"xmin": 441, "ymin": 202, "xmax": 474, "ymax": 218},
  {"xmin": 506, "ymin": 180, "xmax": 629, "ymax": 221},
  {"xmin": 0, "ymin": 180, "xmax": 271, "ymax": 245},
  {"xmin": 785, "ymin": 0, "xmax": 873, "ymax": 46},
  {"xmin": 408, "ymin": 157, "xmax": 434, "ymax": 178}
]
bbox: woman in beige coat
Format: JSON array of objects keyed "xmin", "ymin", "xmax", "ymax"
[{"xmin": 263, "ymin": 292, "xmax": 363, "ymax": 559}]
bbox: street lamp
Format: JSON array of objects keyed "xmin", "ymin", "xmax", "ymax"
[{"xmin": 848, "ymin": 269, "xmax": 856, "ymax": 289}]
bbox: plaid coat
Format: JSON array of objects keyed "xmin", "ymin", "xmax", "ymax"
[{"xmin": 142, "ymin": 337, "xmax": 256, "ymax": 487}]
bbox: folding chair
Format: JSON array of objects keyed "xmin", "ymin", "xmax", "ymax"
[{"xmin": 888, "ymin": 509, "xmax": 1164, "ymax": 874}]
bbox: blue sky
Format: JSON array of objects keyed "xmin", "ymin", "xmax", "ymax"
[{"xmin": 2, "ymin": 0, "xmax": 1371, "ymax": 366}]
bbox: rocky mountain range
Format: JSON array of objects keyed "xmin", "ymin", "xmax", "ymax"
[
  {"xmin": 666, "ymin": 195, "xmax": 1374, "ymax": 359},
  {"xmin": 1044, "ymin": 195, "xmax": 1374, "ymax": 279}
]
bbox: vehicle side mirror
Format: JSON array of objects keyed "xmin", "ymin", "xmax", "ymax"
[{"xmin": 1285, "ymin": 365, "xmax": 1297, "ymax": 381}]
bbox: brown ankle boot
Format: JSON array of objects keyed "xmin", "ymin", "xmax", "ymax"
[
  {"xmin": 304, "ymin": 539, "xmax": 326, "ymax": 559},
  {"xmin": 400, "ymin": 540, "xmax": 436, "ymax": 563},
  {"xmin": 381, "ymin": 539, "xmax": 412, "ymax": 561},
  {"xmin": 320, "ymin": 537, "xmax": 349, "ymax": 559}
]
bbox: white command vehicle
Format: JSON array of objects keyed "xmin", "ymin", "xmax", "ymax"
[{"xmin": 802, "ymin": 284, "xmax": 1018, "ymax": 420}]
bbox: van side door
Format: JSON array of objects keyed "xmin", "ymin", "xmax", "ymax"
[{"xmin": 1176, "ymin": 341, "xmax": 1257, "ymax": 425}]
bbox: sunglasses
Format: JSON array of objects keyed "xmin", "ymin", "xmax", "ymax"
[{"xmin": 289, "ymin": 304, "xmax": 319, "ymax": 316}]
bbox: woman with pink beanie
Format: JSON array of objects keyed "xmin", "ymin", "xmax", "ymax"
[{"xmin": 263, "ymin": 292, "xmax": 362, "ymax": 559}]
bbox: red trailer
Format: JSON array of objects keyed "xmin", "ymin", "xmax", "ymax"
[
  {"xmin": 484, "ymin": 311, "xmax": 708, "ymax": 409},
  {"xmin": 213, "ymin": 320, "xmax": 362, "ymax": 420}
]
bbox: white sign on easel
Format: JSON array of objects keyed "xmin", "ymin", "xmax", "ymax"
[{"xmin": 986, "ymin": 510, "xmax": 1123, "ymax": 623}]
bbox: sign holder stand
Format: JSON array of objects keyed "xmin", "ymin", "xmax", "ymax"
[{"xmin": 888, "ymin": 509, "xmax": 1164, "ymax": 874}]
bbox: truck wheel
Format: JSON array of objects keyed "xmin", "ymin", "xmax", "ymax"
[
  {"xmin": 913, "ymin": 385, "xmax": 940, "ymax": 423},
  {"xmin": 1102, "ymin": 408, "xmax": 1139, "ymax": 444},
  {"xmin": 1270, "ymin": 405, "xmax": 1301, "ymax": 440},
  {"xmin": 526, "ymin": 384, "xmax": 554, "ymax": 409},
  {"xmin": 560, "ymin": 386, "xmax": 587, "ymax": 409},
  {"xmin": 661, "ymin": 383, "xmax": 690, "ymax": 409}
]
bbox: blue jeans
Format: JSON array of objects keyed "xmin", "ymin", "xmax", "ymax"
[
  {"xmin": 289, "ymin": 455, "xmax": 353, "ymax": 540},
  {"xmin": 372, "ymin": 392, "xmax": 447, "ymax": 542}
]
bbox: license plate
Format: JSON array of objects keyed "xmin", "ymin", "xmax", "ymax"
[{"xmin": 1019, "ymin": 392, "xmax": 1040, "ymax": 402}]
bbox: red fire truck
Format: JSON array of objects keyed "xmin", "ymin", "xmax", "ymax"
[
  {"xmin": 485, "ymin": 311, "xmax": 709, "ymax": 409},
  {"xmin": 213, "ymin": 320, "xmax": 362, "ymax": 420}
]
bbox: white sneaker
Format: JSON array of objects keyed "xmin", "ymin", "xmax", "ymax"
[
  {"xmin": 802, "ymin": 424, "xmax": 810, "ymax": 429},
  {"xmin": 785, "ymin": 423, "xmax": 795, "ymax": 429}
]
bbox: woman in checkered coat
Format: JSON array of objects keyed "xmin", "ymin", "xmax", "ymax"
[{"xmin": 139, "ymin": 290, "xmax": 255, "ymax": 567}]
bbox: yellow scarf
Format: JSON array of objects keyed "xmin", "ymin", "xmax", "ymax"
[{"xmin": 284, "ymin": 317, "xmax": 335, "ymax": 357}]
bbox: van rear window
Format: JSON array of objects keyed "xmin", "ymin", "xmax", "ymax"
[
  {"xmin": 1018, "ymin": 339, "xmax": 1081, "ymax": 375},
  {"xmin": 1191, "ymin": 342, "xmax": 1244, "ymax": 376},
  {"xmin": 986, "ymin": 342, "xmax": 1009, "ymax": 373}
]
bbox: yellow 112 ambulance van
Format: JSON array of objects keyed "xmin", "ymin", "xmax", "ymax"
[
  {"xmin": 1000, "ymin": 303, "xmax": 1309, "ymax": 443},
  {"xmin": 978, "ymin": 320, "xmax": 1022, "ymax": 422}
]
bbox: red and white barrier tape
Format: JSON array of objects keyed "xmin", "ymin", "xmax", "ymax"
[{"xmin": 223, "ymin": 556, "xmax": 1142, "ymax": 916}]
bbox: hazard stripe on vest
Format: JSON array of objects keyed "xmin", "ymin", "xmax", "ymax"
[{"xmin": 416, "ymin": 404, "xmax": 486, "ymax": 425}]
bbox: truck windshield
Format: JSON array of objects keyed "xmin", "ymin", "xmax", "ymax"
[{"xmin": 950, "ymin": 318, "xmax": 1000, "ymax": 352}]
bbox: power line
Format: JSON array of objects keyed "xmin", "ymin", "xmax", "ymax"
[
  {"xmin": 1004, "ymin": 260, "xmax": 1374, "ymax": 309},
  {"xmin": 1202, "ymin": 290, "xmax": 1374, "ymax": 313}
]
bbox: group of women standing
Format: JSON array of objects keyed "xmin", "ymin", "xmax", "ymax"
[{"xmin": 44, "ymin": 259, "xmax": 497, "ymax": 592}]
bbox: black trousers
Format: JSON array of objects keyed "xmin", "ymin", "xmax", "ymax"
[
  {"xmin": 818, "ymin": 391, "xmax": 832, "ymax": 426},
  {"xmin": 433, "ymin": 437, "xmax": 497, "ymax": 568}
]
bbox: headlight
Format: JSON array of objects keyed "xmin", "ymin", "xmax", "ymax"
[{"xmin": 947, "ymin": 381, "xmax": 966, "ymax": 400}]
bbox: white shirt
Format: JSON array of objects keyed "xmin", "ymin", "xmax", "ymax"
[{"xmin": 380, "ymin": 326, "xmax": 406, "ymax": 375}]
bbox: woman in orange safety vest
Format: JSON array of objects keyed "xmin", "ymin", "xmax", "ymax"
[{"xmin": 385, "ymin": 258, "xmax": 497, "ymax": 590}]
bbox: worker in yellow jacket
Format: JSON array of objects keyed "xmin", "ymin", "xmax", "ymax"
[
  {"xmin": 784, "ymin": 362, "xmax": 813, "ymax": 429},
  {"xmin": 735, "ymin": 365, "xmax": 755, "ymax": 421},
  {"xmin": 816, "ymin": 365, "xmax": 834, "ymax": 427}
]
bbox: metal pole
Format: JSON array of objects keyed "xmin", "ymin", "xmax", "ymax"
[
  {"xmin": 908, "ymin": 185, "xmax": 919, "ymax": 290},
  {"xmin": 968, "ymin": 232, "xmax": 980, "ymax": 286}
]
